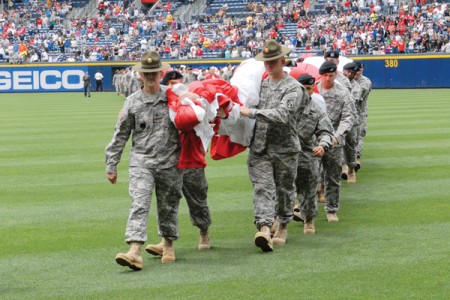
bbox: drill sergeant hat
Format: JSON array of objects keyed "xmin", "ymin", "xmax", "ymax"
[
  {"xmin": 255, "ymin": 39, "xmax": 291, "ymax": 61},
  {"xmin": 132, "ymin": 51, "xmax": 170, "ymax": 73}
]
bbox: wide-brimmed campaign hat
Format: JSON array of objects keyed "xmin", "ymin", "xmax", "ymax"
[
  {"xmin": 255, "ymin": 39, "xmax": 290, "ymax": 61},
  {"xmin": 132, "ymin": 51, "xmax": 170, "ymax": 73}
]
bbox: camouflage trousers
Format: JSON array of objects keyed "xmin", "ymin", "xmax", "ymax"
[
  {"xmin": 321, "ymin": 146, "xmax": 344, "ymax": 213},
  {"xmin": 356, "ymin": 116, "xmax": 367, "ymax": 159},
  {"xmin": 182, "ymin": 168, "xmax": 211, "ymax": 232},
  {"xmin": 343, "ymin": 124, "xmax": 359, "ymax": 168},
  {"xmin": 125, "ymin": 165, "xmax": 183, "ymax": 243},
  {"xmin": 248, "ymin": 150, "xmax": 298, "ymax": 229},
  {"xmin": 295, "ymin": 151, "xmax": 320, "ymax": 221}
]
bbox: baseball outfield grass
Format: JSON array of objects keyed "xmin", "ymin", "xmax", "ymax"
[{"xmin": 1, "ymin": 89, "xmax": 449, "ymax": 299}]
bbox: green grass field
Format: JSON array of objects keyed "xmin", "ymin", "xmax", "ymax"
[{"xmin": 1, "ymin": 89, "xmax": 449, "ymax": 299}]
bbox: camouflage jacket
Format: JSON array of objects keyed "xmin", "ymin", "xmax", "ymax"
[
  {"xmin": 249, "ymin": 73, "xmax": 310, "ymax": 154},
  {"xmin": 317, "ymin": 81, "xmax": 355, "ymax": 146},
  {"xmin": 105, "ymin": 86, "xmax": 180, "ymax": 173},
  {"xmin": 297, "ymin": 101, "xmax": 334, "ymax": 153}
]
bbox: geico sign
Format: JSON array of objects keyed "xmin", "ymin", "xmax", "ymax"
[{"xmin": 0, "ymin": 70, "xmax": 84, "ymax": 90}]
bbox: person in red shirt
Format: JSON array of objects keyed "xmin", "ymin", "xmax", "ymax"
[
  {"xmin": 195, "ymin": 47, "xmax": 203, "ymax": 58},
  {"xmin": 398, "ymin": 38, "xmax": 405, "ymax": 53},
  {"xmin": 391, "ymin": 39, "xmax": 399, "ymax": 53}
]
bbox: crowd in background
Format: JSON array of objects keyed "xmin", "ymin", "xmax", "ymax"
[{"xmin": 0, "ymin": 0, "xmax": 449, "ymax": 63}]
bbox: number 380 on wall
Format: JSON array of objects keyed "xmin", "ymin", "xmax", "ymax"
[{"xmin": 385, "ymin": 59, "xmax": 399, "ymax": 68}]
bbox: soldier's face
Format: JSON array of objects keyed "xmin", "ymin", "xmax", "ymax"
[
  {"xmin": 343, "ymin": 69, "xmax": 356, "ymax": 81},
  {"xmin": 321, "ymin": 72, "xmax": 336, "ymax": 89},
  {"xmin": 304, "ymin": 84, "xmax": 314, "ymax": 96},
  {"xmin": 264, "ymin": 58, "xmax": 284, "ymax": 77},
  {"xmin": 325, "ymin": 57, "xmax": 339, "ymax": 65},
  {"xmin": 168, "ymin": 79, "xmax": 183, "ymax": 88},
  {"xmin": 141, "ymin": 71, "xmax": 162, "ymax": 87}
]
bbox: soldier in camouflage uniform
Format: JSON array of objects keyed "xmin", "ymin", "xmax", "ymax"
[
  {"xmin": 294, "ymin": 74, "xmax": 334, "ymax": 234},
  {"xmin": 324, "ymin": 50, "xmax": 353, "ymax": 93},
  {"xmin": 112, "ymin": 70, "xmax": 120, "ymax": 95},
  {"xmin": 354, "ymin": 62, "xmax": 372, "ymax": 168},
  {"xmin": 317, "ymin": 61, "xmax": 355, "ymax": 222},
  {"xmin": 183, "ymin": 67, "xmax": 198, "ymax": 84},
  {"xmin": 342, "ymin": 62, "xmax": 364, "ymax": 183},
  {"xmin": 105, "ymin": 51, "xmax": 183, "ymax": 271},
  {"xmin": 147, "ymin": 70, "xmax": 212, "ymax": 253},
  {"xmin": 129, "ymin": 70, "xmax": 142, "ymax": 95},
  {"xmin": 240, "ymin": 40, "xmax": 309, "ymax": 252}
]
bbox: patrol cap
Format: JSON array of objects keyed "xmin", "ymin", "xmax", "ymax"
[
  {"xmin": 319, "ymin": 61, "xmax": 338, "ymax": 75},
  {"xmin": 132, "ymin": 50, "xmax": 170, "ymax": 73},
  {"xmin": 160, "ymin": 70, "xmax": 183, "ymax": 85},
  {"xmin": 343, "ymin": 62, "xmax": 360, "ymax": 72},
  {"xmin": 297, "ymin": 74, "xmax": 316, "ymax": 86},
  {"xmin": 324, "ymin": 50, "xmax": 339, "ymax": 59},
  {"xmin": 255, "ymin": 39, "xmax": 290, "ymax": 61}
]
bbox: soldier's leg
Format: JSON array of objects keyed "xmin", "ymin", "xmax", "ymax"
[
  {"xmin": 322, "ymin": 147, "xmax": 343, "ymax": 214},
  {"xmin": 344, "ymin": 125, "xmax": 358, "ymax": 169},
  {"xmin": 182, "ymin": 168, "xmax": 211, "ymax": 232},
  {"xmin": 125, "ymin": 166, "xmax": 155, "ymax": 243},
  {"xmin": 248, "ymin": 151, "xmax": 276, "ymax": 229},
  {"xmin": 356, "ymin": 117, "xmax": 366, "ymax": 159},
  {"xmin": 154, "ymin": 166, "xmax": 183, "ymax": 241},
  {"xmin": 248, "ymin": 151, "xmax": 275, "ymax": 252},
  {"xmin": 295, "ymin": 152, "xmax": 310, "ymax": 221},
  {"xmin": 273, "ymin": 152, "xmax": 298, "ymax": 225},
  {"xmin": 299, "ymin": 157, "xmax": 319, "ymax": 221}
]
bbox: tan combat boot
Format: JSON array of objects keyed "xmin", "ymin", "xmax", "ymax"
[
  {"xmin": 272, "ymin": 223, "xmax": 288, "ymax": 245},
  {"xmin": 317, "ymin": 183, "xmax": 325, "ymax": 203},
  {"xmin": 341, "ymin": 164, "xmax": 349, "ymax": 180},
  {"xmin": 270, "ymin": 218, "xmax": 280, "ymax": 237},
  {"xmin": 254, "ymin": 225, "xmax": 273, "ymax": 252},
  {"xmin": 145, "ymin": 238, "xmax": 164, "ymax": 256},
  {"xmin": 304, "ymin": 220, "xmax": 315, "ymax": 235},
  {"xmin": 115, "ymin": 241, "xmax": 143, "ymax": 271},
  {"xmin": 326, "ymin": 212, "xmax": 339, "ymax": 222},
  {"xmin": 347, "ymin": 167, "xmax": 356, "ymax": 184},
  {"xmin": 161, "ymin": 238, "xmax": 176, "ymax": 263},
  {"xmin": 198, "ymin": 229, "xmax": 211, "ymax": 250}
]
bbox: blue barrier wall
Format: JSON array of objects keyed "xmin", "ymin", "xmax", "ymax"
[{"xmin": 1, "ymin": 54, "xmax": 449, "ymax": 92}]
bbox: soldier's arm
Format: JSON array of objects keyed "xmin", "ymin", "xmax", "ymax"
[
  {"xmin": 247, "ymin": 87, "xmax": 306, "ymax": 124},
  {"xmin": 105, "ymin": 101, "xmax": 134, "ymax": 176},
  {"xmin": 335, "ymin": 91, "xmax": 355, "ymax": 145},
  {"xmin": 314, "ymin": 111, "xmax": 334, "ymax": 151}
]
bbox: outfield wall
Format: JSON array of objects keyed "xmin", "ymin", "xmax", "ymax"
[{"xmin": 1, "ymin": 54, "xmax": 449, "ymax": 93}]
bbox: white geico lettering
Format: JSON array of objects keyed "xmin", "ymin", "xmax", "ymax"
[{"xmin": 0, "ymin": 70, "xmax": 84, "ymax": 91}]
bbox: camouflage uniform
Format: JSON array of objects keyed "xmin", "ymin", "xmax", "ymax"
[
  {"xmin": 356, "ymin": 75, "xmax": 372, "ymax": 158},
  {"xmin": 129, "ymin": 72, "xmax": 142, "ymax": 95},
  {"xmin": 182, "ymin": 168, "xmax": 211, "ymax": 232},
  {"xmin": 112, "ymin": 72, "xmax": 119, "ymax": 94},
  {"xmin": 343, "ymin": 79, "xmax": 362, "ymax": 168},
  {"xmin": 296, "ymin": 102, "xmax": 334, "ymax": 221},
  {"xmin": 184, "ymin": 73, "xmax": 197, "ymax": 85},
  {"xmin": 317, "ymin": 81, "xmax": 355, "ymax": 213},
  {"xmin": 105, "ymin": 86, "xmax": 183, "ymax": 243},
  {"xmin": 336, "ymin": 72, "xmax": 352, "ymax": 93},
  {"xmin": 248, "ymin": 73, "xmax": 309, "ymax": 229}
]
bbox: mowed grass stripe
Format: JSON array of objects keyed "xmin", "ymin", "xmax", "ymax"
[{"xmin": 1, "ymin": 90, "xmax": 449, "ymax": 299}]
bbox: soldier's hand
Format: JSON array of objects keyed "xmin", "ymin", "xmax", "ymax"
[
  {"xmin": 179, "ymin": 92, "xmax": 199, "ymax": 101},
  {"xmin": 312, "ymin": 146, "xmax": 325, "ymax": 157},
  {"xmin": 107, "ymin": 173, "xmax": 117, "ymax": 184},
  {"xmin": 332, "ymin": 137, "xmax": 338, "ymax": 146},
  {"xmin": 240, "ymin": 106, "xmax": 250, "ymax": 116}
]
